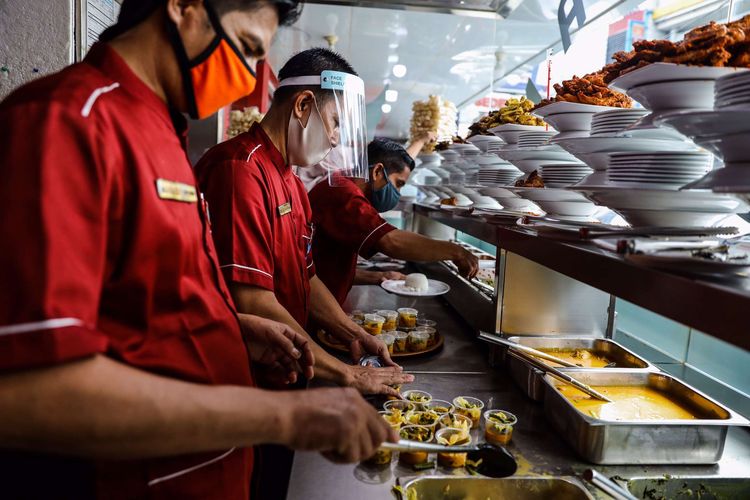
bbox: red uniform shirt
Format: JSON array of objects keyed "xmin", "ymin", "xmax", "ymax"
[
  {"xmin": 195, "ymin": 123, "xmax": 315, "ymax": 328},
  {"xmin": 309, "ymin": 178, "xmax": 396, "ymax": 305},
  {"xmin": 0, "ymin": 44, "xmax": 254, "ymax": 500}
]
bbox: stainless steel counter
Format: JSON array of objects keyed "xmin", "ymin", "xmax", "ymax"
[{"xmin": 286, "ymin": 284, "xmax": 750, "ymax": 500}]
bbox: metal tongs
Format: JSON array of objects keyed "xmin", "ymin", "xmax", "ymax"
[
  {"xmin": 582, "ymin": 469, "xmax": 638, "ymax": 500},
  {"xmin": 478, "ymin": 332, "xmax": 612, "ymax": 403}
]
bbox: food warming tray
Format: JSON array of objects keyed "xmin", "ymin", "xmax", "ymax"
[
  {"xmin": 504, "ymin": 336, "xmax": 655, "ymax": 402},
  {"xmin": 542, "ymin": 370, "xmax": 749, "ymax": 464}
]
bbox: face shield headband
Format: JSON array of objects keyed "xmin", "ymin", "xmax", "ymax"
[{"xmin": 276, "ymin": 70, "xmax": 369, "ymax": 185}]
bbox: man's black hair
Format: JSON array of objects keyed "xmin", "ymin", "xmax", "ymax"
[
  {"xmin": 368, "ymin": 138, "xmax": 415, "ymax": 175},
  {"xmin": 100, "ymin": 0, "xmax": 302, "ymax": 42},
  {"xmin": 274, "ymin": 47, "xmax": 358, "ymax": 104}
]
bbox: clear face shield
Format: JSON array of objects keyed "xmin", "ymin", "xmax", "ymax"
[{"xmin": 277, "ymin": 71, "xmax": 369, "ymax": 186}]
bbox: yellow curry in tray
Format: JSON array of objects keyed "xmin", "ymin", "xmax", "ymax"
[
  {"xmin": 558, "ymin": 385, "xmax": 700, "ymax": 421},
  {"xmin": 538, "ymin": 348, "xmax": 613, "ymax": 368}
]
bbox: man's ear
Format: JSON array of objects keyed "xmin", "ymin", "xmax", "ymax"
[
  {"xmin": 371, "ymin": 163, "xmax": 386, "ymax": 180},
  {"xmin": 292, "ymin": 90, "xmax": 315, "ymax": 126},
  {"xmin": 166, "ymin": 0, "xmax": 205, "ymax": 29}
]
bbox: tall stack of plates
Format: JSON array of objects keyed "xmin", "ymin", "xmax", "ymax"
[
  {"xmin": 715, "ymin": 71, "xmax": 750, "ymax": 109},
  {"xmin": 467, "ymin": 135, "xmax": 505, "ymax": 152},
  {"xmin": 517, "ymin": 130, "xmax": 557, "ymax": 148},
  {"xmin": 606, "ymin": 151, "xmax": 712, "ymax": 188},
  {"xmin": 590, "ymin": 109, "xmax": 649, "ymax": 137},
  {"xmin": 539, "ymin": 163, "xmax": 593, "ymax": 188},
  {"xmin": 478, "ymin": 164, "xmax": 524, "ymax": 186}
]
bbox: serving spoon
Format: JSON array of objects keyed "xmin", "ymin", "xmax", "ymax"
[{"xmin": 380, "ymin": 440, "xmax": 518, "ymax": 478}]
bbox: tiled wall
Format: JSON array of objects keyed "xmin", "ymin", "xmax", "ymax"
[{"xmin": 614, "ymin": 299, "xmax": 750, "ymax": 418}]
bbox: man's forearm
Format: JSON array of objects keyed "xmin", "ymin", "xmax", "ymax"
[
  {"xmin": 229, "ymin": 284, "xmax": 352, "ymax": 386},
  {"xmin": 377, "ymin": 230, "xmax": 460, "ymax": 262},
  {"xmin": 309, "ymin": 276, "xmax": 361, "ymax": 344},
  {"xmin": 0, "ymin": 355, "xmax": 290, "ymax": 459},
  {"xmin": 353, "ymin": 269, "xmax": 384, "ymax": 285}
]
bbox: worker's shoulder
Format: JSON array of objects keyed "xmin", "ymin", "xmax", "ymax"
[
  {"xmin": 1, "ymin": 61, "xmax": 126, "ymax": 121},
  {"xmin": 309, "ymin": 176, "xmax": 364, "ymax": 205}
]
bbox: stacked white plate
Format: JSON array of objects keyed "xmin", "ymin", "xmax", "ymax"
[
  {"xmin": 490, "ymin": 124, "xmax": 551, "ymax": 144},
  {"xmin": 715, "ymin": 71, "xmax": 750, "ymax": 109},
  {"xmin": 539, "ymin": 163, "xmax": 593, "ymax": 187},
  {"xmin": 533, "ymin": 101, "xmax": 618, "ymax": 133},
  {"xmin": 573, "ymin": 187, "xmax": 749, "ymax": 227},
  {"xmin": 517, "ymin": 130, "xmax": 557, "ymax": 148},
  {"xmin": 605, "ymin": 151, "xmax": 712, "ymax": 189},
  {"xmin": 511, "ymin": 187, "xmax": 599, "ymax": 218},
  {"xmin": 467, "ymin": 135, "xmax": 505, "ymax": 152},
  {"xmin": 478, "ymin": 163, "xmax": 523, "ymax": 186},
  {"xmin": 555, "ymin": 136, "xmax": 695, "ymax": 171},
  {"xmin": 590, "ymin": 109, "xmax": 649, "ymax": 137}
]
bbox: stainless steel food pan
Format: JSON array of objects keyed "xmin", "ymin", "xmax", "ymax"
[
  {"xmin": 397, "ymin": 476, "xmax": 594, "ymax": 499},
  {"xmin": 542, "ymin": 370, "xmax": 749, "ymax": 465},
  {"xmin": 505, "ymin": 336, "xmax": 655, "ymax": 402}
]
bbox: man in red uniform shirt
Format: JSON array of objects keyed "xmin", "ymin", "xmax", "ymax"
[
  {"xmin": 196, "ymin": 48, "xmax": 413, "ymax": 396},
  {"xmin": 310, "ymin": 139, "xmax": 480, "ymax": 305},
  {"xmin": 0, "ymin": 1, "xmax": 396, "ymax": 499}
]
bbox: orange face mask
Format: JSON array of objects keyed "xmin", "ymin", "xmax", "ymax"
[{"xmin": 169, "ymin": 1, "xmax": 257, "ymax": 119}]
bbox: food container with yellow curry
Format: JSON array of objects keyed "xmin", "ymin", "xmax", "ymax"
[
  {"xmin": 435, "ymin": 427, "xmax": 472, "ymax": 468},
  {"xmin": 364, "ymin": 411, "xmax": 404, "ymax": 466},
  {"xmin": 504, "ymin": 336, "xmax": 654, "ymax": 402},
  {"xmin": 452, "ymin": 396, "xmax": 484, "ymax": 429},
  {"xmin": 398, "ymin": 425, "xmax": 434, "ymax": 465},
  {"xmin": 543, "ymin": 370, "xmax": 749, "ymax": 464}
]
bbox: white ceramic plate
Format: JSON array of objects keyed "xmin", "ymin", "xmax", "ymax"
[
  {"xmin": 374, "ymin": 262, "xmax": 404, "ymax": 271},
  {"xmin": 626, "ymin": 80, "xmax": 715, "ymax": 110},
  {"xmin": 534, "ymin": 199, "xmax": 599, "ymax": 217},
  {"xmin": 683, "ymin": 163, "xmax": 750, "ymax": 192},
  {"xmin": 575, "ymin": 187, "xmax": 747, "ymax": 212},
  {"xmin": 489, "ymin": 124, "xmax": 552, "ymax": 144},
  {"xmin": 510, "ymin": 187, "xmax": 589, "ymax": 202},
  {"xmin": 696, "ymin": 132, "xmax": 750, "ymax": 163},
  {"xmin": 533, "ymin": 101, "xmax": 621, "ymax": 115},
  {"xmin": 614, "ymin": 209, "xmax": 733, "ymax": 228},
  {"xmin": 609, "ymin": 63, "xmax": 747, "ymax": 92},
  {"xmin": 381, "ymin": 279, "xmax": 451, "ymax": 297}
]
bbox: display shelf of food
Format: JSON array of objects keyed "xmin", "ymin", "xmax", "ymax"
[{"xmin": 414, "ymin": 201, "xmax": 750, "ymax": 352}]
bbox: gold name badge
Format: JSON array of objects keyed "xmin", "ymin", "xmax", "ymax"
[
  {"xmin": 156, "ymin": 179, "xmax": 198, "ymax": 203},
  {"xmin": 278, "ymin": 202, "xmax": 292, "ymax": 216}
]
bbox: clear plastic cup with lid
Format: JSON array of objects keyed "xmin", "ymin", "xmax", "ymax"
[
  {"xmin": 363, "ymin": 314, "xmax": 385, "ymax": 335},
  {"xmin": 397, "ymin": 307, "xmax": 418, "ymax": 328},
  {"xmin": 408, "ymin": 330, "xmax": 430, "ymax": 352},
  {"xmin": 393, "ymin": 331, "xmax": 409, "ymax": 353},
  {"xmin": 413, "ymin": 326, "xmax": 437, "ymax": 347},
  {"xmin": 381, "ymin": 333, "xmax": 395, "ymax": 354},
  {"xmin": 376, "ymin": 310, "xmax": 398, "ymax": 332}
]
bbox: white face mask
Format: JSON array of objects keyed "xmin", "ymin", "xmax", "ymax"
[{"xmin": 287, "ymin": 98, "xmax": 333, "ymax": 167}]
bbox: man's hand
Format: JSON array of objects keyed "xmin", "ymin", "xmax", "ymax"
[
  {"xmin": 238, "ymin": 314, "xmax": 315, "ymax": 384},
  {"xmin": 347, "ymin": 327, "xmax": 400, "ymax": 367},
  {"xmin": 344, "ymin": 365, "xmax": 414, "ymax": 398},
  {"xmin": 279, "ymin": 387, "xmax": 398, "ymax": 463},
  {"xmin": 414, "ymin": 131, "xmax": 437, "ymax": 145},
  {"xmin": 379, "ymin": 271, "xmax": 407, "ymax": 282},
  {"xmin": 452, "ymin": 246, "xmax": 479, "ymax": 280}
]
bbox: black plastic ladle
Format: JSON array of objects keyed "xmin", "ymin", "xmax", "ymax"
[{"xmin": 380, "ymin": 440, "xmax": 517, "ymax": 478}]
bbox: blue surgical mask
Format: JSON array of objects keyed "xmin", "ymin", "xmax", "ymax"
[{"xmin": 370, "ymin": 180, "xmax": 401, "ymax": 212}]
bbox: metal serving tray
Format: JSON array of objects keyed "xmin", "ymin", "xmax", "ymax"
[
  {"xmin": 397, "ymin": 476, "xmax": 594, "ymax": 500},
  {"xmin": 505, "ymin": 336, "xmax": 655, "ymax": 402},
  {"xmin": 542, "ymin": 370, "xmax": 749, "ymax": 464}
]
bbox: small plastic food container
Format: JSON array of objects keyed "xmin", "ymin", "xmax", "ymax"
[
  {"xmin": 483, "ymin": 409, "xmax": 517, "ymax": 446},
  {"xmin": 363, "ymin": 314, "xmax": 385, "ymax": 336},
  {"xmin": 408, "ymin": 331, "xmax": 430, "ymax": 352},
  {"xmin": 397, "ymin": 308, "xmax": 418, "ymax": 328},
  {"xmin": 350, "ymin": 310, "xmax": 366, "ymax": 322},
  {"xmin": 452, "ymin": 396, "xmax": 485, "ymax": 429},
  {"xmin": 376, "ymin": 310, "xmax": 399, "ymax": 332},
  {"xmin": 398, "ymin": 425, "xmax": 434, "ymax": 466},
  {"xmin": 436, "ymin": 427, "xmax": 471, "ymax": 468},
  {"xmin": 425, "ymin": 399, "xmax": 454, "ymax": 415},
  {"xmin": 402, "ymin": 390, "xmax": 432, "ymax": 408},
  {"xmin": 384, "ymin": 399, "xmax": 415, "ymax": 413},
  {"xmin": 438, "ymin": 413, "xmax": 472, "ymax": 432},
  {"xmin": 364, "ymin": 411, "xmax": 404, "ymax": 465},
  {"xmin": 381, "ymin": 333, "xmax": 395, "ymax": 355},
  {"xmin": 417, "ymin": 318, "xmax": 437, "ymax": 329},
  {"xmin": 404, "ymin": 410, "xmax": 441, "ymax": 430},
  {"xmin": 393, "ymin": 331, "xmax": 409, "ymax": 353},
  {"xmin": 413, "ymin": 326, "xmax": 437, "ymax": 347}
]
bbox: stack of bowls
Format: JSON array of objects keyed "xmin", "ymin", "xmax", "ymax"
[
  {"xmin": 533, "ymin": 101, "xmax": 619, "ymax": 140},
  {"xmin": 467, "ymin": 134, "xmax": 505, "ymax": 153}
]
